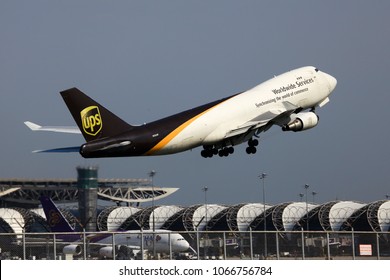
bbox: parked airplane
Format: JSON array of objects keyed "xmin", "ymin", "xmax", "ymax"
[
  {"xmin": 39, "ymin": 196, "xmax": 191, "ymax": 258},
  {"xmin": 26, "ymin": 66, "xmax": 336, "ymax": 158}
]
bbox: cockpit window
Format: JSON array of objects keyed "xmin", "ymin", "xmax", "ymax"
[{"xmin": 315, "ymin": 68, "xmax": 319, "ymax": 72}]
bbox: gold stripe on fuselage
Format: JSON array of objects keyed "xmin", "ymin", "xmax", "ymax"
[
  {"xmin": 144, "ymin": 97, "xmax": 235, "ymax": 155},
  {"xmin": 144, "ymin": 110, "xmax": 209, "ymax": 155}
]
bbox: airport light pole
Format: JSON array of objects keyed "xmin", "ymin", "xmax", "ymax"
[
  {"xmin": 312, "ymin": 191, "xmax": 317, "ymax": 204},
  {"xmin": 259, "ymin": 173, "xmax": 267, "ymax": 259},
  {"xmin": 148, "ymin": 170, "xmax": 157, "ymax": 258},
  {"xmin": 148, "ymin": 170, "xmax": 157, "ymax": 230},
  {"xmin": 202, "ymin": 186, "xmax": 208, "ymax": 228},
  {"xmin": 304, "ymin": 184, "xmax": 309, "ymax": 231},
  {"xmin": 202, "ymin": 186, "xmax": 208, "ymax": 259}
]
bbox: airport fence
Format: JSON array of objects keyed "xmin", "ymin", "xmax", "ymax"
[{"xmin": 0, "ymin": 230, "xmax": 389, "ymax": 260}]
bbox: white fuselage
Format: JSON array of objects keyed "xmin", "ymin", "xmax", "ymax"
[
  {"xmin": 97, "ymin": 230, "xmax": 190, "ymax": 253},
  {"xmin": 156, "ymin": 66, "xmax": 336, "ymax": 154}
]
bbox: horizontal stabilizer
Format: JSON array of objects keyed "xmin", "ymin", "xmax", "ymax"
[
  {"xmin": 24, "ymin": 121, "xmax": 81, "ymax": 134},
  {"xmin": 33, "ymin": 146, "xmax": 80, "ymax": 153}
]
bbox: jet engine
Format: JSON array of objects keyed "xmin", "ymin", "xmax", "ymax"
[
  {"xmin": 62, "ymin": 244, "xmax": 82, "ymax": 256},
  {"xmin": 282, "ymin": 112, "xmax": 319, "ymax": 132},
  {"xmin": 99, "ymin": 246, "xmax": 114, "ymax": 258},
  {"xmin": 80, "ymin": 138, "xmax": 132, "ymax": 158},
  {"xmin": 98, "ymin": 246, "xmax": 135, "ymax": 259}
]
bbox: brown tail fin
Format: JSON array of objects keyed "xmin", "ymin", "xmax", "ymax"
[{"xmin": 60, "ymin": 88, "xmax": 133, "ymax": 142}]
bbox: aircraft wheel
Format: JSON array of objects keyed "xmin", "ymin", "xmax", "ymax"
[
  {"xmin": 201, "ymin": 150, "xmax": 213, "ymax": 158},
  {"xmin": 218, "ymin": 148, "xmax": 230, "ymax": 157},
  {"xmin": 252, "ymin": 139, "xmax": 259, "ymax": 146},
  {"xmin": 248, "ymin": 138, "xmax": 259, "ymax": 147},
  {"xmin": 246, "ymin": 146, "xmax": 257, "ymax": 154}
]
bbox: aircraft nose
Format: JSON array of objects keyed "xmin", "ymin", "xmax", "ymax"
[
  {"xmin": 323, "ymin": 72, "xmax": 337, "ymax": 92},
  {"xmin": 176, "ymin": 240, "xmax": 190, "ymax": 252}
]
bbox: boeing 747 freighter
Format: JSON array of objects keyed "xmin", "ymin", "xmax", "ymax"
[{"xmin": 25, "ymin": 66, "xmax": 337, "ymax": 158}]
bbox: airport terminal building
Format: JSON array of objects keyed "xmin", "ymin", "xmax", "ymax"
[
  {"xmin": 0, "ymin": 168, "xmax": 389, "ymax": 260},
  {"xmin": 1, "ymin": 199, "xmax": 389, "ymax": 236}
]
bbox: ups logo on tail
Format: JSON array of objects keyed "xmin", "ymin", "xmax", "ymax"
[{"xmin": 80, "ymin": 106, "xmax": 102, "ymax": 136}]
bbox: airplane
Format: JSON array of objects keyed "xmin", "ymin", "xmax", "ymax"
[
  {"xmin": 39, "ymin": 196, "xmax": 191, "ymax": 258},
  {"xmin": 26, "ymin": 66, "xmax": 337, "ymax": 158}
]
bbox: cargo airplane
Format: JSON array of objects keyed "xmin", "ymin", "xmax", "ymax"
[
  {"xmin": 26, "ymin": 66, "xmax": 337, "ymax": 158},
  {"xmin": 39, "ymin": 196, "xmax": 191, "ymax": 258}
]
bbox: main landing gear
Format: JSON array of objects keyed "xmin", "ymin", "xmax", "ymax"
[
  {"xmin": 246, "ymin": 138, "xmax": 258, "ymax": 154},
  {"xmin": 200, "ymin": 138, "xmax": 260, "ymax": 158},
  {"xmin": 201, "ymin": 146, "xmax": 234, "ymax": 158}
]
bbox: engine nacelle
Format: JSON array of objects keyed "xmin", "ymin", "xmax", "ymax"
[
  {"xmin": 80, "ymin": 138, "xmax": 132, "ymax": 158},
  {"xmin": 282, "ymin": 112, "xmax": 319, "ymax": 132},
  {"xmin": 62, "ymin": 244, "xmax": 82, "ymax": 256},
  {"xmin": 99, "ymin": 246, "xmax": 114, "ymax": 258}
]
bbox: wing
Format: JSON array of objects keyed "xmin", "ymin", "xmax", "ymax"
[
  {"xmin": 24, "ymin": 121, "xmax": 81, "ymax": 134},
  {"xmin": 224, "ymin": 101, "xmax": 299, "ymax": 139}
]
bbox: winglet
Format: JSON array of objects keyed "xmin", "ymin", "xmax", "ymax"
[{"xmin": 24, "ymin": 121, "xmax": 42, "ymax": 131}]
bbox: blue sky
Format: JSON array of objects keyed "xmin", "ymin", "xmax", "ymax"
[{"xmin": 1, "ymin": 1, "xmax": 389, "ymax": 206}]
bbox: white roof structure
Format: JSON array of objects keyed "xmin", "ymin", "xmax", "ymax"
[
  {"xmin": 30, "ymin": 208, "xmax": 45, "ymax": 219},
  {"xmin": 378, "ymin": 201, "xmax": 390, "ymax": 232},
  {"xmin": 281, "ymin": 202, "xmax": 317, "ymax": 231},
  {"xmin": 97, "ymin": 206, "xmax": 141, "ymax": 231},
  {"xmin": 1, "ymin": 200, "xmax": 390, "ymax": 234},
  {"xmin": 328, "ymin": 201, "xmax": 366, "ymax": 231},
  {"xmin": 0, "ymin": 208, "xmax": 25, "ymax": 234},
  {"xmin": 236, "ymin": 203, "xmax": 270, "ymax": 231},
  {"xmin": 191, "ymin": 204, "xmax": 227, "ymax": 231},
  {"xmin": 148, "ymin": 205, "xmax": 183, "ymax": 229}
]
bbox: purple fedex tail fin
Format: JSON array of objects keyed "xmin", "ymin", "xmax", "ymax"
[{"xmin": 39, "ymin": 196, "xmax": 75, "ymax": 233}]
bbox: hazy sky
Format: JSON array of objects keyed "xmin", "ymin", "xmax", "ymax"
[{"xmin": 1, "ymin": 1, "xmax": 389, "ymax": 207}]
